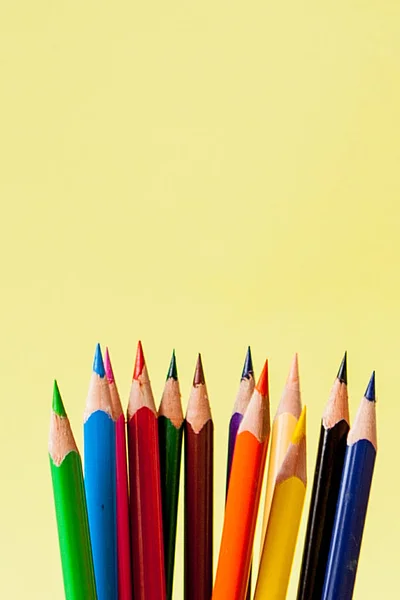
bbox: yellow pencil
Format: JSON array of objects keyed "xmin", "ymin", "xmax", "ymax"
[
  {"xmin": 259, "ymin": 353, "xmax": 302, "ymax": 551},
  {"xmin": 254, "ymin": 406, "xmax": 307, "ymax": 600}
]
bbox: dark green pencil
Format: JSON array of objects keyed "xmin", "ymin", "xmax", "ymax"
[{"xmin": 158, "ymin": 351, "xmax": 184, "ymax": 600}]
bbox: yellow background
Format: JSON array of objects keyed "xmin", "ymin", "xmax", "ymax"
[{"xmin": 0, "ymin": 1, "xmax": 397, "ymax": 598}]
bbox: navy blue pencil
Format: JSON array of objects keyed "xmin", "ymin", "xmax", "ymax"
[
  {"xmin": 226, "ymin": 347, "xmax": 255, "ymax": 600},
  {"xmin": 321, "ymin": 372, "xmax": 377, "ymax": 600},
  {"xmin": 84, "ymin": 344, "xmax": 118, "ymax": 600}
]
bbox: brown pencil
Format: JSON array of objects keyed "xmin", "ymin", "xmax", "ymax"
[{"xmin": 184, "ymin": 354, "xmax": 213, "ymax": 600}]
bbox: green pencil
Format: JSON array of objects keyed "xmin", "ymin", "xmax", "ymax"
[
  {"xmin": 49, "ymin": 381, "xmax": 97, "ymax": 600},
  {"xmin": 158, "ymin": 351, "xmax": 184, "ymax": 600}
]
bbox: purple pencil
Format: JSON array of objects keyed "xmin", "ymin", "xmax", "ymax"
[{"xmin": 226, "ymin": 347, "xmax": 255, "ymax": 600}]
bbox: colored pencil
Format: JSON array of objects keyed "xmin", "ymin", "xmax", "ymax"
[
  {"xmin": 127, "ymin": 341, "xmax": 166, "ymax": 600},
  {"xmin": 185, "ymin": 354, "xmax": 213, "ymax": 600},
  {"xmin": 104, "ymin": 348, "xmax": 132, "ymax": 600},
  {"xmin": 226, "ymin": 346, "xmax": 255, "ymax": 490},
  {"xmin": 158, "ymin": 350, "xmax": 184, "ymax": 600},
  {"xmin": 213, "ymin": 359, "xmax": 270, "ymax": 600},
  {"xmin": 49, "ymin": 381, "xmax": 97, "ymax": 600},
  {"xmin": 84, "ymin": 344, "xmax": 118, "ymax": 600},
  {"xmin": 297, "ymin": 352, "xmax": 349, "ymax": 600},
  {"xmin": 260, "ymin": 353, "xmax": 302, "ymax": 550},
  {"xmin": 254, "ymin": 406, "xmax": 307, "ymax": 600},
  {"xmin": 321, "ymin": 372, "xmax": 377, "ymax": 600},
  {"xmin": 225, "ymin": 347, "xmax": 255, "ymax": 600}
]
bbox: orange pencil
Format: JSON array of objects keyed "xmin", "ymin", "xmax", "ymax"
[{"xmin": 212, "ymin": 360, "xmax": 270, "ymax": 600}]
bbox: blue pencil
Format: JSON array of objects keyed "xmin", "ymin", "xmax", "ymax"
[
  {"xmin": 84, "ymin": 343, "xmax": 118, "ymax": 600},
  {"xmin": 321, "ymin": 371, "xmax": 377, "ymax": 600}
]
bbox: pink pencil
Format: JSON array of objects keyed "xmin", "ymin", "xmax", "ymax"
[{"xmin": 105, "ymin": 348, "xmax": 132, "ymax": 600}]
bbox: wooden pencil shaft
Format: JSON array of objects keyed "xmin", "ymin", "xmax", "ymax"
[
  {"xmin": 297, "ymin": 419, "xmax": 349, "ymax": 600},
  {"xmin": 185, "ymin": 420, "xmax": 213, "ymax": 600},
  {"xmin": 214, "ymin": 431, "xmax": 267, "ymax": 600},
  {"xmin": 50, "ymin": 451, "xmax": 97, "ymax": 600},
  {"xmin": 321, "ymin": 439, "xmax": 376, "ymax": 599},
  {"xmin": 159, "ymin": 415, "xmax": 184, "ymax": 600},
  {"xmin": 226, "ymin": 412, "xmax": 243, "ymax": 492},
  {"xmin": 128, "ymin": 407, "xmax": 166, "ymax": 600},
  {"xmin": 84, "ymin": 410, "xmax": 118, "ymax": 600},
  {"xmin": 254, "ymin": 477, "xmax": 306, "ymax": 599},
  {"xmin": 226, "ymin": 413, "xmax": 254, "ymax": 600},
  {"xmin": 115, "ymin": 414, "xmax": 132, "ymax": 600}
]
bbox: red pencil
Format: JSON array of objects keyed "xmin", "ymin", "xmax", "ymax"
[
  {"xmin": 104, "ymin": 348, "xmax": 132, "ymax": 600},
  {"xmin": 185, "ymin": 354, "xmax": 213, "ymax": 600},
  {"xmin": 127, "ymin": 341, "xmax": 166, "ymax": 600}
]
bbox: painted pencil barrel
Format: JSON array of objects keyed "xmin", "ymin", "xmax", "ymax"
[
  {"xmin": 214, "ymin": 431, "xmax": 266, "ymax": 600},
  {"xmin": 321, "ymin": 440, "xmax": 376, "ymax": 600},
  {"xmin": 185, "ymin": 420, "xmax": 214, "ymax": 600},
  {"xmin": 128, "ymin": 407, "xmax": 167, "ymax": 600},
  {"xmin": 84, "ymin": 410, "xmax": 118, "ymax": 600},
  {"xmin": 50, "ymin": 452, "xmax": 97, "ymax": 600},
  {"xmin": 254, "ymin": 478, "xmax": 305, "ymax": 600},
  {"xmin": 226, "ymin": 412, "xmax": 243, "ymax": 490},
  {"xmin": 297, "ymin": 420, "xmax": 349, "ymax": 600},
  {"xmin": 115, "ymin": 414, "xmax": 132, "ymax": 600},
  {"xmin": 226, "ymin": 413, "xmax": 253, "ymax": 600},
  {"xmin": 159, "ymin": 415, "xmax": 184, "ymax": 600}
]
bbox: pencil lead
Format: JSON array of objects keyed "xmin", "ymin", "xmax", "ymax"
[
  {"xmin": 337, "ymin": 351, "xmax": 347, "ymax": 385},
  {"xmin": 52, "ymin": 380, "xmax": 67, "ymax": 417},
  {"xmin": 241, "ymin": 346, "xmax": 254, "ymax": 380},
  {"xmin": 292, "ymin": 405, "xmax": 306, "ymax": 444},
  {"xmin": 133, "ymin": 340, "xmax": 145, "ymax": 380},
  {"xmin": 364, "ymin": 371, "xmax": 376, "ymax": 402},
  {"xmin": 193, "ymin": 353, "xmax": 205, "ymax": 386},
  {"xmin": 256, "ymin": 359, "xmax": 269, "ymax": 397},
  {"xmin": 104, "ymin": 347, "xmax": 115, "ymax": 384},
  {"xmin": 93, "ymin": 343, "xmax": 105, "ymax": 378},
  {"xmin": 287, "ymin": 352, "xmax": 299, "ymax": 385},
  {"xmin": 167, "ymin": 349, "xmax": 178, "ymax": 381}
]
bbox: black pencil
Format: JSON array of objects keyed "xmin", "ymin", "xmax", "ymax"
[{"xmin": 297, "ymin": 353, "xmax": 350, "ymax": 600}]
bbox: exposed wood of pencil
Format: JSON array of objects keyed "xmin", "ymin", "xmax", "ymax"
[
  {"xmin": 213, "ymin": 360, "xmax": 270, "ymax": 600},
  {"xmin": 127, "ymin": 341, "xmax": 166, "ymax": 600},
  {"xmin": 260, "ymin": 353, "xmax": 302, "ymax": 550},
  {"xmin": 185, "ymin": 354, "xmax": 213, "ymax": 600},
  {"xmin": 105, "ymin": 348, "xmax": 132, "ymax": 600},
  {"xmin": 49, "ymin": 381, "xmax": 97, "ymax": 600},
  {"xmin": 225, "ymin": 348, "xmax": 255, "ymax": 600},
  {"xmin": 322, "ymin": 373, "xmax": 377, "ymax": 600},
  {"xmin": 254, "ymin": 407, "xmax": 307, "ymax": 600},
  {"xmin": 158, "ymin": 351, "xmax": 184, "ymax": 600},
  {"xmin": 226, "ymin": 347, "xmax": 255, "ymax": 490},
  {"xmin": 84, "ymin": 344, "xmax": 118, "ymax": 600},
  {"xmin": 297, "ymin": 353, "xmax": 349, "ymax": 600}
]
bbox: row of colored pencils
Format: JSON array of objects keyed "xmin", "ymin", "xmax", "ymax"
[{"xmin": 49, "ymin": 345, "xmax": 377, "ymax": 600}]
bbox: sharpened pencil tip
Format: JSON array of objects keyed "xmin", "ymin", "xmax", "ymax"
[
  {"xmin": 167, "ymin": 349, "xmax": 178, "ymax": 381},
  {"xmin": 104, "ymin": 347, "xmax": 115, "ymax": 383},
  {"xmin": 287, "ymin": 352, "xmax": 299, "ymax": 385},
  {"xmin": 241, "ymin": 346, "xmax": 254, "ymax": 380},
  {"xmin": 256, "ymin": 359, "xmax": 269, "ymax": 397},
  {"xmin": 337, "ymin": 351, "xmax": 347, "ymax": 385},
  {"xmin": 93, "ymin": 343, "xmax": 105, "ymax": 378},
  {"xmin": 364, "ymin": 371, "xmax": 376, "ymax": 402},
  {"xmin": 133, "ymin": 340, "xmax": 145, "ymax": 380},
  {"xmin": 193, "ymin": 353, "xmax": 205, "ymax": 385},
  {"xmin": 52, "ymin": 380, "xmax": 67, "ymax": 417}
]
